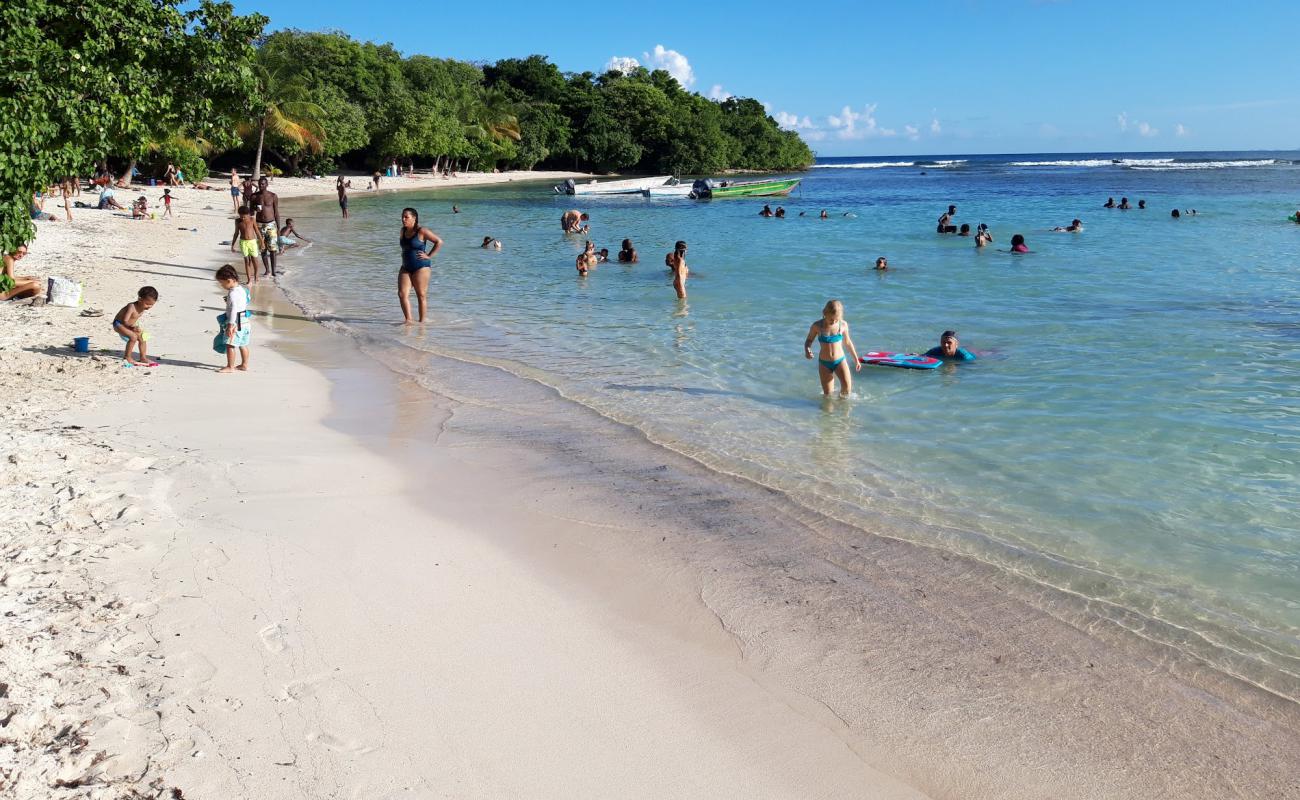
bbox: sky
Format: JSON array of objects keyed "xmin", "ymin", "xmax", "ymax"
[{"xmin": 227, "ymin": 0, "xmax": 1300, "ymax": 156}]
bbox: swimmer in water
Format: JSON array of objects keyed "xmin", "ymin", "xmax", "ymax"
[
  {"xmin": 598, "ymin": 248, "xmax": 609, "ymax": 263},
  {"xmin": 803, "ymin": 299, "xmax": 861, "ymax": 397},
  {"xmin": 1119, "ymin": 197, "xmax": 1130, "ymax": 210},
  {"xmin": 820, "ymin": 209, "xmax": 829, "ymax": 219},
  {"xmin": 759, "ymin": 205, "xmax": 774, "ymax": 217},
  {"xmin": 1010, "ymin": 234, "xmax": 1030, "ymax": 252},
  {"xmin": 1052, "ymin": 219, "xmax": 1083, "ymax": 232},
  {"xmin": 937, "ymin": 204, "xmax": 957, "ymax": 233},
  {"xmin": 775, "ymin": 207, "xmax": 786, "ymax": 218},
  {"xmin": 1104, "ymin": 197, "xmax": 1116, "ymax": 208},
  {"xmin": 1138, "ymin": 199, "xmax": 1146, "ymax": 209},
  {"xmin": 975, "ymin": 224, "xmax": 993, "ymax": 248},
  {"xmin": 561, "ymin": 209, "xmax": 589, "ymax": 233},
  {"xmin": 665, "ymin": 240, "xmax": 688, "ymax": 299},
  {"xmin": 958, "ymin": 223, "xmax": 971, "ymax": 236},
  {"xmin": 924, "ymin": 330, "xmax": 976, "ymax": 362},
  {"xmin": 617, "ymin": 239, "xmax": 638, "ymax": 263},
  {"xmin": 481, "ymin": 236, "xmax": 503, "ymax": 250},
  {"xmin": 874, "ymin": 256, "xmax": 888, "ymax": 271},
  {"xmin": 1171, "ymin": 209, "xmax": 1181, "ymax": 219}
]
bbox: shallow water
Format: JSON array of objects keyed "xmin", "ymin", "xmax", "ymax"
[{"xmin": 281, "ymin": 151, "xmax": 1300, "ymax": 697}]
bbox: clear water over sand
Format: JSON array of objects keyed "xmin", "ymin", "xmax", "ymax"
[{"xmin": 281, "ymin": 151, "xmax": 1300, "ymax": 697}]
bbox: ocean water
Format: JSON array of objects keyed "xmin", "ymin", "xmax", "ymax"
[{"xmin": 280, "ymin": 151, "xmax": 1300, "ymax": 698}]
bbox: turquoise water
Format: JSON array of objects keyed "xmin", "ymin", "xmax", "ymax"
[{"xmin": 282, "ymin": 152, "xmax": 1300, "ymax": 697}]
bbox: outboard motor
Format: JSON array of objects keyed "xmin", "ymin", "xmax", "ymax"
[
  {"xmin": 690, "ymin": 178, "xmax": 713, "ymax": 199},
  {"xmin": 560, "ymin": 178, "xmax": 577, "ymax": 195}
]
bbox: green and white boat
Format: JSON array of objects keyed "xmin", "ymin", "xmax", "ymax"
[{"xmin": 701, "ymin": 177, "xmax": 801, "ymax": 198}]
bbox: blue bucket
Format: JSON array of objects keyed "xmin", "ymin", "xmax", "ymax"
[{"xmin": 73, "ymin": 336, "xmax": 90, "ymax": 353}]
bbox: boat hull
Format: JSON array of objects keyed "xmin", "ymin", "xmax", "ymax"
[
  {"xmin": 558, "ymin": 176, "xmax": 675, "ymax": 195},
  {"xmin": 707, "ymin": 178, "xmax": 801, "ymax": 198}
]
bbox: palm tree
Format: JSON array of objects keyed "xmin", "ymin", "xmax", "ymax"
[
  {"xmin": 453, "ymin": 87, "xmax": 522, "ymax": 171},
  {"xmin": 246, "ymin": 53, "xmax": 325, "ymax": 181}
]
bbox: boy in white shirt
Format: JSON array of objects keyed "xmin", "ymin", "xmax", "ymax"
[{"xmin": 215, "ymin": 264, "xmax": 251, "ymax": 373}]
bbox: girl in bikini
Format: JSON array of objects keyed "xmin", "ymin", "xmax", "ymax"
[{"xmin": 803, "ymin": 299, "xmax": 861, "ymax": 397}]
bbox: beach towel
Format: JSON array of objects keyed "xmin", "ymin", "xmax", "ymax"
[{"xmin": 46, "ymin": 276, "xmax": 82, "ymax": 307}]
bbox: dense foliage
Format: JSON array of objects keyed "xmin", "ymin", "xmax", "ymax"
[
  {"xmin": 0, "ymin": 0, "xmax": 265, "ymax": 251},
  {"xmin": 254, "ymin": 33, "xmax": 813, "ymax": 176},
  {"xmin": 0, "ymin": 19, "xmax": 811, "ymax": 251}
]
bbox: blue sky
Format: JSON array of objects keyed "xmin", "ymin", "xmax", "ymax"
[{"xmin": 231, "ymin": 0, "xmax": 1299, "ymax": 156}]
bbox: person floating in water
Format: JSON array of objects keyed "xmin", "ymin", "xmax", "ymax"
[
  {"xmin": 975, "ymin": 223, "xmax": 993, "ymax": 248},
  {"xmin": 759, "ymin": 205, "xmax": 774, "ymax": 217},
  {"xmin": 1119, "ymin": 197, "xmax": 1131, "ymax": 210},
  {"xmin": 561, "ymin": 209, "xmax": 589, "ymax": 233},
  {"xmin": 618, "ymin": 238, "xmax": 638, "ymax": 263},
  {"xmin": 803, "ymin": 299, "xmax": 861, "ymax": 397},
  {"xmin": 480, "ymin": 236, "xmax": 502, "ymax": 250},
  {"xmin": 874, "ymin": 256, "xmax": 888, "ymax": 271},
  {"xmin": 1137, "ymin": 199, "xmax": 1146, "ymax": 209},
  {"xmin": 958, "ymin": 223, "xmax": 971, "ymax": 236},
  {"xmin": 924, "ymin": 330, "xmax": 976, "ymax": 362},
  {"xmin": 665, "ymin": 240, "xmax": 688, "ymax": 299},
  {"xmin": 397, "ymin": 207, "xmax": 443, "ymax": 323},
  {"xmin": 1171, "ymin": 209, "xmax": 1181, "ymax": 219},
  {"xmin": 1104, "ymin": 197, "xmax": 1116, "ymax": 209},
  {"xmin": 1010, "ymin": 234, "xmax": 1030, "ymax": 252},
  {"xmin": 1052, "ymin": 219, "xmax": 1083, "ymax": 232},
  {"xmin": 819, "ymin": 209, "xmax": 829, "ymax": 219},
  {"xmin": 775, "ymin": 207, "xmax": 786, "ymax": 218}
]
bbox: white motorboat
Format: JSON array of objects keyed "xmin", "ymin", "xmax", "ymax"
[
  {"xmin": 555, "ymin": 176, "xmax": 675, "ymax": 195},
  {"xmin": 642, "ymin": 183, "xmax": 697, "ymax": 198}
]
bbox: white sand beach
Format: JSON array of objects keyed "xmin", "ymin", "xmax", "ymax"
[{"xmin": 2, "ymin": 172, "xmax": 1298, "ymax": 799}]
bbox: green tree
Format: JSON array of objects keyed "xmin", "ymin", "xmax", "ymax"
[
  {"xmin": 0, "ymin": 0, "xmax": 264, "ymax": 250},
  {"xmin": 248, "ymin": 51, "xmax": 326, "ymax": 180}
]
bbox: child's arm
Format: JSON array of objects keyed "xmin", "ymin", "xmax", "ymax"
[
  {"xmin": 804, "ymin": 322, "xmax": 819, "ymax": 359},
  {"xmin": 843, "ymin": 322, "xmax": 862, "ymax": 370},
  {"xmin": 231, "ymin": 221, "xmax": 239, "ymax": 251}
]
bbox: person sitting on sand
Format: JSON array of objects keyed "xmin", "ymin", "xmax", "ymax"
[
  {"xmin": 279, "ymin": 218, "xmax": 310, "ymax": 248},
  {"xmin": 803, "ymin": 299, "xmax": 862, "ymax": 397},
  {"xmin": 1104, "ymin": 197, "xmax": 1116, "ymax": 208},
  {"xmin": 873, "ymin": 256, "xmax": 888, "ymax": 271},
  {"xmin": 959, "ymin": 223, "xmax": 972, "ymax": 236},
  {"xmin": 1052, "ymin": 219, "xmax": 1083, "ymax": 232},
  {"xmin": 759, "ymin": 205, "xmax": 774, "ymax": 217},
  {"xmin": 975, "ymin": 223, "xmax": 993, "ymax": 248},
  {"xmin": 937, "ymin": 204, "xmax": 957, "ymax": 233},
  {"xmin": 97, "ymin": 186, "xmax": 126, "ymax": 211},
  {"xmin": 561, "ymin": 209, "xmax": 590, "ymax": 234},
  {"xmin": 924, "ymin": 330, "xmax": 976, "ymax": 362},
  {"xmin": 1, "ymin": 245, "xmax": 43, "ymax": 301},
  {"xmin": 1010, "ymin": 233, "xmax": 1030, "ymax": 252},
  {"xmin": 215, "ymin": 265, "xmax": 252, "ymax": 373},
  {"xmin": 112, "ymin": 286, "xmax": 159, "ymax": 367},
  {"xmin": 618, "ymin": 239, "xmax": 638, "ymax": 263},
  {"xmin": 131, "ymin": 196, "xmax": 148, "ymax": 219},
  {"xmin": 1119, "ymin": 197, "xmax": 1131, "ymax": 210},
  {"xmin": 664, "ymin": 241, "xmax": 689, "ymax": 299}
]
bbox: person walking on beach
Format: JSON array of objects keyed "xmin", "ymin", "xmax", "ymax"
[
  {"xmin": 618, "ymin": 239, "xmax": 638, "ymax": 263},
  {"xmin": 231, "ymin": 206, "xmax": 261, "ymax": 283},
  {"xmin": 157, "ymin": 188, "xmax": 175, "ymax": 219},
  {"xmin": 397, "ymin": 207, "xmax": 443, "ymax": 323},
  {"xmin": 803, "ymin": 299, "xmax": 861, "ymax": 397},
  {"xmin": 252, "ymin": 177, "xmax": 281, "ymax": 278},
  {"xmin": 111, "ymin": 286, "xmax": 159, "ymax": 367},
  {"xmin": 665, "ymin": 240, "xmax": 689, "ymax": 299},
  {"xmin": 1, "ymin": 245, "xmax": 43, "ymax": 301},
  {"xmin": 229, "ymin": 170, "xmax": 241, "ymax": 213},
  {"xmin": 336, "ymin": 176, "xmax": 351, "ymax": 219},
  {"xmin": 215, "ymin": 265, "xmax": 252, "ymax": 373}
]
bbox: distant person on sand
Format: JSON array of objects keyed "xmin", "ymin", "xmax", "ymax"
[
  {"xmin": 157, "ymin": 188, "xmax": 174, "ymax": 219},
  {"xmin": 618, "ymin": 239, "xmax": 638, "ymax": 263},
  {"xmin": 665, "ymin": 240, "xmax": 689, "ymax": 299},
  {"xmin": 759, "ymin": 205, "xmax": 773, "ymax": 217},
  {"xmin": 163, "ymin": 163, "xmax": 179, "ymax": 187},
  {"xmin": 253, "ymin": 177, "xmax": 281, "ymax": 278},
  {"xmin": 803, "ymin": 299, "xmax": 861, "ymax": 397},
  {"xmin": 1010, "ymin": 234, "xmax": 1030, "ymax": 252},
  {"xmin": 874, "ymin": 256, "xmax": 888, "ymax": 271},
  {"xmin": 1052, "ymin": 219, "xmax": 1083, "ymax": 232},
  {"xmin": 937, "ymin": 205, "xmax": 957, "ymax": 233},
  {"xmin": 373, "ymin": 170, "xmax": 382, "ymax": 190},
  {"xmin": 131, "ymin": 195, "xmax": 147, "ymax": 220},
  {"xmin": 97, "ymin": 186, "xmax": 126, "ymax": 211},
  {"xmin": 924, "ymin": 330, "xmax": 976, "ymax": 362},
  {"xmin": 231, "ymin": 206, "xmax": 260, "ymax": 283},
  {"xmin": 0, "ymin": 245, "xmax": 43, "ymax": 301},
  {"xmin": 397, "ymin": 207, "xmax": 442, "ymax": 323},
  {"xmin": 215, "ymin": 264, "xmax": 252, "ymax": 373},
  {"xmin": 112, "ymin": 286, "xmax": 159, "ymax": 367},
  {"xmin": 975, "ymin": 223, "xmax": 993, "ymax": 248},
  {"xmin": 561, "ymin": 209, "xmax": 589, "ymax": 233},
  {"xmin": 229, "ymin": 170, "xmax": 241, "ymax": 213},
  {"xmin": 336, "ymin": 176, "xmax": 351, "ymax": 219}
]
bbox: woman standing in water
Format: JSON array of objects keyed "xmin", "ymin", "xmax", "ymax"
[
  {"xmin": 803, "ymin": 299, "xmax": 861, "ymax": 397},
  {"xmin": 665, "ymin": 240, "xmax": 689, "ymax": 299},
  {"xmin": 397, "ymin": 207, "xmax": 443, "ymax": 323}
]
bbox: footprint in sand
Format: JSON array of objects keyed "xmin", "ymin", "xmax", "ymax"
[
  {"xmin": 257, "ymin": 623, "xmax": 287, "ymax": 653},
  {"xmin": 306, "ymin": 730, "xmax": 375, "ymax": 755}
]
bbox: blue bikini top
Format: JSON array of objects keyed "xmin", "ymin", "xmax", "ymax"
[{"xmin": 817, "ymin": 323, "xmax": 844, "ymax": 344}]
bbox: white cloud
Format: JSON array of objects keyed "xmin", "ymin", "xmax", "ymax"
[
  {"xmin": 1118, "ymin": 111, "xmax": 1158, "ymax": 137},
  {"xmin": 644, "ymin": 44, "xmax": 694, "ymax": 87},
  {"xmin": 708, "ymin": 84, "xmax": 732, "ymax": 101},
  {"xmin": 604, "ymin": 56, "xmax": 640, "ymax": 74},
  {"xmin": 930, "ymin": 116, "xmax": 941, "ymax": 135},
  {"xmin": 1117, "ymin": 111, "xmax": 1129, "ymax": 131},
  {"xmin": 1175, "ymin": 123, "xmax": 1188, "ymax": 137},
  {"xmin": 904, "ymin": 124, "xmax": 920, "ymax": 140},
  {"xmin": 826, "ymin": 103, "xmax": 895, "ymax": 139},
  {"xmin": 1137, "ymin": 121, "xmax": 1158, "ymax": 137},
  {"xmin": 774, "ymin": 111, "xmax": 815, "ymax": 130}
]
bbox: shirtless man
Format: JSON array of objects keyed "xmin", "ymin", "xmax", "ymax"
[
  {"xmin": 229, "ymin": 170, "xmax": 241, "ymax": 213},
  {"xmin": 665, "ymin": 240, "xmax": 689, "ymax": 299},
  {"xmin": 252, "ymin": 177, "xmax": 282, "ymax": 278},
  {"xmin": 336, "ymin": 176, "xmax": 351, "ymax": 219},
  {"xmin": 561, "ymin": 209, "xmax": 589, "ymax": 234}
]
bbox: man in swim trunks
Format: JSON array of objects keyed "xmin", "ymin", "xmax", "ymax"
[
  {"xmin": 924, "ymin": 330, "xmax": 976, "ymax": 361},
  {"xmin": 561, "ymin": 209, "xmax": 589, "ymax": 234},
  {"xmin": 252, "ymin": 177, "xmax": 281, "ymax": 278},
  {"xmin": 336, "ymin": 176, "xmax": 350, "ymax": 219},
  {"xmin": 937, "ymin": 205, "xmax": 957, "ymax": 233}
]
